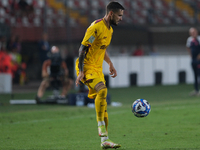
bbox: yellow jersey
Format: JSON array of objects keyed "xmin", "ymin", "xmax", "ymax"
[{"xmin": 76, "ymin": 18, "xmax": 113, "ymax": 72}]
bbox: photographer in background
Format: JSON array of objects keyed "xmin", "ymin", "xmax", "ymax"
[{"xmin": 35, "ymin": 46, "xmax": 72, "ymax": 103}]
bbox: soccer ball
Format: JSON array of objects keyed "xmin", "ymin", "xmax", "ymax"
[{"xmin": 131, "ymin": 99, "xmax": 151, "ymax": 118}]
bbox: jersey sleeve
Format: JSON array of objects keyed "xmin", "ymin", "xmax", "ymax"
[
  {"xmin": 186, "ymin": 37, "xmax": 191, "ymax": 48},
  {"xmin": 81, "ymin": 23, "xmax": 99, "ymax": 47}
]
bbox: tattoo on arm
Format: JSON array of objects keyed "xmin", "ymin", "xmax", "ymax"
[{"xmin": 79, "ymin": 44, "xmax": 88, "ymax": 71}]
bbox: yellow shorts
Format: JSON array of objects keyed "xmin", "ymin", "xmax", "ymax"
[{"xmin": 75, "ymin": 60, "xmax": 105, "ymax": 99}]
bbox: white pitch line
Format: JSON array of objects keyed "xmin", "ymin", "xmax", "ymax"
[
  {"xmin": 0, "ymin": 110, "xmax": 128, "ymax": 126},
  {"xmin": 0, "ymin": 105, "xmax": 197, "ymax": 126}
]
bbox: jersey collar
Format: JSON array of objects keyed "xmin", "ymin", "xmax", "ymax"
[{"xmin": 103, "ymin": 18, "xmax": 111, "ymax": 30}]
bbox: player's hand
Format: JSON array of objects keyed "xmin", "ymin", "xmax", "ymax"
[
  {"xmin": 109, "ymin": 63, "xmax": 117, "ymax": 78},
  {"xmin": 76, "ymin": 71, "xmax": 84, "ymax": 87}
]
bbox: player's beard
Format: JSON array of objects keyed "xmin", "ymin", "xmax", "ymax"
[{"xmin": 110, "ymin": 18, "xmax": 117, "ymax": 26}]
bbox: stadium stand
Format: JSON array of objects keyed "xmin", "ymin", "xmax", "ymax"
[
  {"xmin": 0, "ymin": 0, "xmax": 199, "ymax": 42},
  {"xmin": 0, "ymin": 0, "xmax": 199, "ymax": 27}
]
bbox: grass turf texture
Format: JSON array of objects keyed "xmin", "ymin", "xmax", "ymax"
[{"xmin": 0, "ymin": 84, "xmax": 200, "ymax": 150}]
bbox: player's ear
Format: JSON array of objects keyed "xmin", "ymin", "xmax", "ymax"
[{"xmin": 108, "ymin": 11, "xmax": 113, "ymax": 17}]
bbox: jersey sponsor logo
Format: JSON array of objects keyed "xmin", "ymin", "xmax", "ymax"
[
  {"xmin": 100, "ymin": 45, "xmax": 108, "ymax": 49},
  {"xmin": 88, "ymin": 36, "xmax": 95, "ymax": 43}
]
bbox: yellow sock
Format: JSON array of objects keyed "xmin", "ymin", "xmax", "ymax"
[
  {"xmin": 104, "ymin": 106, "xmax": 108, "ymax": 131},
  {"xmin": 104, "ymin": 116, "xmax": 108, "ymax": 131},
  {"xmin": 95, "ymin": 88, "xmax": 107, "ymax": 122}
]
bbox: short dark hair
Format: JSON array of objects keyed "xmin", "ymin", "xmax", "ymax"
[{"xmin": 106, "ymin": 1, "xmax": 124, "ymax": 14}]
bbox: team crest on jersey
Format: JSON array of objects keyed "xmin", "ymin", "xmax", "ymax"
[{"xmin": 88, "ymin": 36, "xmax": 95, "ymax": 43}]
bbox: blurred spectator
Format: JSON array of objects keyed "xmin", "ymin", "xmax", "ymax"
[
  {"xmin": 149, "ymin": 46, "xmax": 159, "ymax": 56},
  {"xmin": 7, "ymin": 35, "xmax": 16, "ymax": 52},
  {"xmin": 119, "ymin": 47, "xmax": 128, "ymax": 56},
  {"xmin": 10, "ymin": 0, "xmax": 19, "ymax": 16},
  {"xmin": 13, "ymin": 35, "xmax": 22, "ymax": 53},
  {"xmin": 7, "ymin": 35, "xmax": 22, "ymax": 53},
  {"xmin": 0, "ymin": 34, "xmax": 26, "ymax": 85},
  {"xmin": 132, "ymin": 42, "xmax": 145, "ymax": 56},
  {"xmin": 38, "ymin": 32, "xmax": 51, "ymax": 64},
  {"xmin": 18, "ymin": 0, "xmax": 34, "ymax": 17},
  {"xmin": 9, "ymin": 46, "xmax": 27, "ymax": 85},
  {"xmin": 9, "ymin": 47, "xmax": 22, "ymax": 66},
  {"xmin": 0, "ymin": 49, "xmax": 12, "ymax": 76},
  {"xmin": 147, "ymin": 8, "xmax": 154, "ymax": 24},
  {"xmin": 186, "ymin": 27, "xmax": 200, "ymax": 96},
  {"xmin": 18, "ymin": 0, "xmax": 29, "ymax": 11},
  {"xmin": 0, "ymin": 36, "xmax": 7, "ymax": 51}
]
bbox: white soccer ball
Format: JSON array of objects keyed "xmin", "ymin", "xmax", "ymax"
[{"xmin": 132, "ymin": 99, "xmax": 151, "ymax": 118}]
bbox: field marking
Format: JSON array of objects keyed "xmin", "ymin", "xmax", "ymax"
[
  {"xmin": 0, "ymin": 110, "xmax": 128, "ymax": 126},
  {"xmin": 0, "ymin": 104, "xmax": 196, "ymax": 126}
]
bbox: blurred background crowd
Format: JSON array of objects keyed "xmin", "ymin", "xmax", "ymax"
[{"xmin": 0, "ymin": 0, "xmax": 200, "ymax": 86}]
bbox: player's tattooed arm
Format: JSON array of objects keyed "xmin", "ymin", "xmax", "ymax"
[{"xmin": 78, "ymin": 44, "xmax": 88, "ymax": 71}]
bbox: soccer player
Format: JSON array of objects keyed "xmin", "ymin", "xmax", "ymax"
[
  {"xmin": 75, "ymin": 1, "xmax": 124, "ymax": 149},
  {"xmin": 36, "ymin": 46, "xmax": 71, "ymax": 103},
  {"xmin": 186, "ymin": 27, "xmax": 200, "ymax": 96}
]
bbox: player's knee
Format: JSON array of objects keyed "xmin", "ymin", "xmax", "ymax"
[
  {"xmin": 41, "ymin": 80, "xmax": 49, "ymax": 88},
  {"xmin": 97, "ymin": 87, "xmax": 107, "ymax": 99}
]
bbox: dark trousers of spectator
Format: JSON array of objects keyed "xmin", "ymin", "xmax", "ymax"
[{"xmin": 191, "ymin": 61, "xmax": 200, "ymax": 92}]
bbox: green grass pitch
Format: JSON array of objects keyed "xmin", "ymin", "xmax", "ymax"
[{"xmin": 0, "ymin": 84, "xmax": 200, "ymax": 150}]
